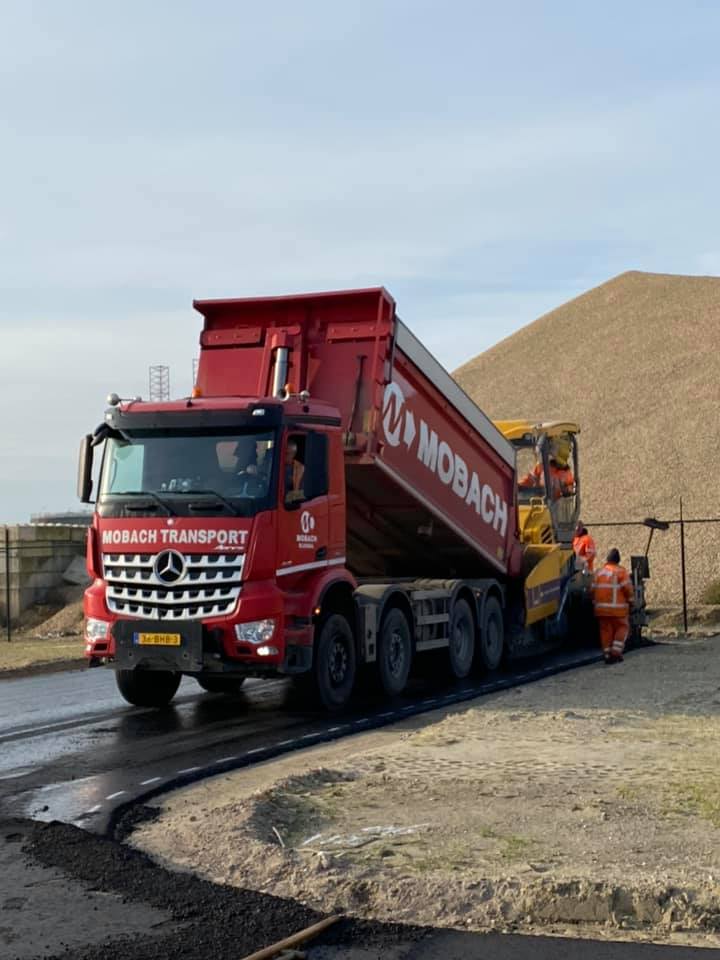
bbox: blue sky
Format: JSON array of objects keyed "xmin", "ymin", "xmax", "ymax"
[{"xmin": 2, "ymin": 0, "xmax": 720, "ymax": 521}]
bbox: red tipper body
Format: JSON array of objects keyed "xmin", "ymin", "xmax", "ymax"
[{"xmin": 195, "ymin": 288, "xmax": 519, "ymax": 579}]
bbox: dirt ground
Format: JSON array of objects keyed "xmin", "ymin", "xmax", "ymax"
[
  {"xmin": 134, "ymin": 636, "xmax": 720, "ymax": 950},
  {"xmin": 0, "ymin": 601, "xmax": 85, "ymax": 676}
]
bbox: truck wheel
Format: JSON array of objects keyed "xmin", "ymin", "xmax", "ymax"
[
  {"xmin": 196, "ymin": 676, "xmax": 246, "ymax": 695},
  {"xmin": 313, "ymin": 613, "xmax": 356, "ymax": 710},
  {"xmin": 378, "ymin": 607, "xmax": 412, "ymax": 695},
  {"xmin": 115, "ymin": 668, "xmax": 181, "ymax": 708},
  {"xmin": 477, "ymin": 596, "xmax": 504, "ymax": 671},
  {"xmin": 448, "ymin": 598, "xmax": 475, "ymax": 679}
]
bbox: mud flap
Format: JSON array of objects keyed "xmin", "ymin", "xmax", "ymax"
[{"xmin": 112, "ymin": 620, "xmax": 203, "ymax": 672}]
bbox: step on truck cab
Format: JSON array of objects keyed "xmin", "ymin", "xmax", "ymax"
[{"xmin": 78, "ymin": 288, "xmax": 614, "ymax": 709}]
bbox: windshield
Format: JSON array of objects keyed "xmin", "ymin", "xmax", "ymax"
[{"xmin": 99, "ymin": 429, "xmax": 276, "ymax": 517}]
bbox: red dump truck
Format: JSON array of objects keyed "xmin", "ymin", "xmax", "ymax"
[{"xmin": 78, "ymin": 288, "xmax": 575, "ymax": 709}]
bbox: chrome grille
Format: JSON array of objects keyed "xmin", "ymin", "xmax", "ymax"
[{"xmin": 103, "ymin": 552, "xmax": 244, "ymax": 621}]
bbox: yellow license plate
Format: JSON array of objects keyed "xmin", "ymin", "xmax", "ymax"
[{"xmin": 135, "ymin": 632, "xmax": 182, "ymax": 646}]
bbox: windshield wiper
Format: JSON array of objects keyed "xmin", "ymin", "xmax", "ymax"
[
  {"xmin": 112, "ymin": 491, "xmax": 177, "ymax": 516},
  {"xmin": 184, "ymin": 489, "xmax": 239, "ymax": 517}
]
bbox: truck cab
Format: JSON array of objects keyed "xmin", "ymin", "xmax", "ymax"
[{"xmin": 79, "ymin": 391, "xmax": 355, "ymax": 707}]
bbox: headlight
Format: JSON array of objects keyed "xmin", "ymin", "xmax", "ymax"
[
  {"xmin": 234, "ymin": 619, "xmax": 276, "ymax": 645},
  {"xmin": 86, "ymin": 618, "xmax": 110, "ymax": 641}
]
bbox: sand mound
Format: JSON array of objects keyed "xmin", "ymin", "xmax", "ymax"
[
  {"xmin": 33, "ymin": 600, "xmax": 85, "ymax": 637},
  {"xmin": 454, "ymin": 271, "xmax": 720, "ymax": 603}
]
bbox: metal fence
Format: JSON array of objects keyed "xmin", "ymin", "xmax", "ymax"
[{"xmin": 587, "ymin": 502, "xmax": 720, "ymax": 632}]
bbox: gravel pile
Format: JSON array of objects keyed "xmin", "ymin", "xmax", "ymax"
[{"xmin": 454, "ymin": 270, "xmax": 720, "ymax": 604}]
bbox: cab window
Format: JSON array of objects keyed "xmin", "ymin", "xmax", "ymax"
[
  {"xmin": 283, "ymin": 432, "xmax": 328, "ymax": 506},
  {"xmin": 284, "ymin": 434, "xmax": 306, "ymax": 505}
]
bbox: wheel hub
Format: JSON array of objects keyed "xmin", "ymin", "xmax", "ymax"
[
  {"xmin": 329, "ymin": 638, "xmax": 348, "ymax": 685},
  {"xmin": 388, "ymin": 631, "xmax": 405, "ymax": 677},
  {"xmin": 453, "ymin": 620, "xmax": 470, "ymax": 659},
  {"xmin": 487, "ymin": 620, "xmax": 500, "ymax": 655}
]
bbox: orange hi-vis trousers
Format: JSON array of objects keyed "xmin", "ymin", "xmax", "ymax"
[{"xmin": 598, "ymin": 618, "xmax": 628, "ymax": 659}]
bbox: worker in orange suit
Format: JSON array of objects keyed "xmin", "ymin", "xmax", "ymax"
[
  {"xmin": 573, "ymin": 523, "xmax": 597, "ymax": 572},
  {"xmin": 591, "ymin": 548, "xmax": 634, "ymax": 664},
  {"xmin": 519, "ymin": 437, "xmax": 575, "ymax": 501}
]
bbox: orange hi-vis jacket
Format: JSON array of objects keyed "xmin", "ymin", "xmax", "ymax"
[
  {"xmin": 591, "ymin": 563, "xmax": 634, "ymax": 618},
  {"xmin": 573, "ymin": 533, "xmax": 597, "ymax": 571},
  {"xmin": 522, "ymin": 462, "xmax": 575, "ymax": 500}
]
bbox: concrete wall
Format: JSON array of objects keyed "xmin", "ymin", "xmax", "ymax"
[{"xmin": 0, "ymin": 525, "xmax": 88, "ymax": 624}]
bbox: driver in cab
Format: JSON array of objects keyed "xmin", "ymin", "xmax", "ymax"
[
  {"xmin": 231, "ymin": 440, "xmax": 271, "ymax": 496},
  {"xmin": 519, "ymin": 436, "xmax": 575, "ymax": 500},
  {"xmin": 284, "ymin": 440, "xmax": 304, "ymax": 504}
]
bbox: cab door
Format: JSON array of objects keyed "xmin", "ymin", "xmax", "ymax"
[{"xmin": 276, "ymin": 432, "xmax": 330, "ymax": 579}]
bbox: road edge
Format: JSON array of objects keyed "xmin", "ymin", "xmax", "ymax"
[{"xmin": 0, "ymin": 657, "xmax": 87, "ymax": 681}]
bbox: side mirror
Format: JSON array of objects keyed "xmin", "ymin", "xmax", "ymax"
[{"xmin": 77, "ymin": 435, "xmax": 94, "ymax": 503}]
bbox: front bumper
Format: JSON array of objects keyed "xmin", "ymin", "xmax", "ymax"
[
  {"xmin": 83, "ymin": 579, "xmax": 313, "ymax": 675},
  {"xmin": 112, "ymin": 620, "xmax": 204, "ymax": 672}
]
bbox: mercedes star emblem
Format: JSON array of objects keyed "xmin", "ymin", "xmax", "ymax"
[{"xmin": 153, "ymin": 550, "xmax": 186, "ymax": 585}]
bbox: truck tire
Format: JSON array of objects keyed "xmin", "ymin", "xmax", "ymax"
[
  {"xmin": 115, "ymin": 668, "xmax": 181, "ymax": 708},
  {"xmin": 378, "ymin": 607, "xmax": 412, "ymax": 696},
  {"xmin": 448, "ymin": 598, "xmax": 475, "ymax": 679},
  {"xmin": 477, "ymin": 596, "xmax": 504, "ymax": 671},
  {"xmin": 313, "ymin": 613, "xmax": 356, "ymax": 710},
  {"xmin": 196, "ymin": 676, "xmax": 246, "ymax": 695}
]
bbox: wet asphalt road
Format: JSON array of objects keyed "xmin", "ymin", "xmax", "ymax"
[
  {"xmin": 0, "ymin": 649, "xmax": 606, "ymax": 834},
  {"xmin": 0, "ymin": 669, "xmax": 319, "ymax": 830}
]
